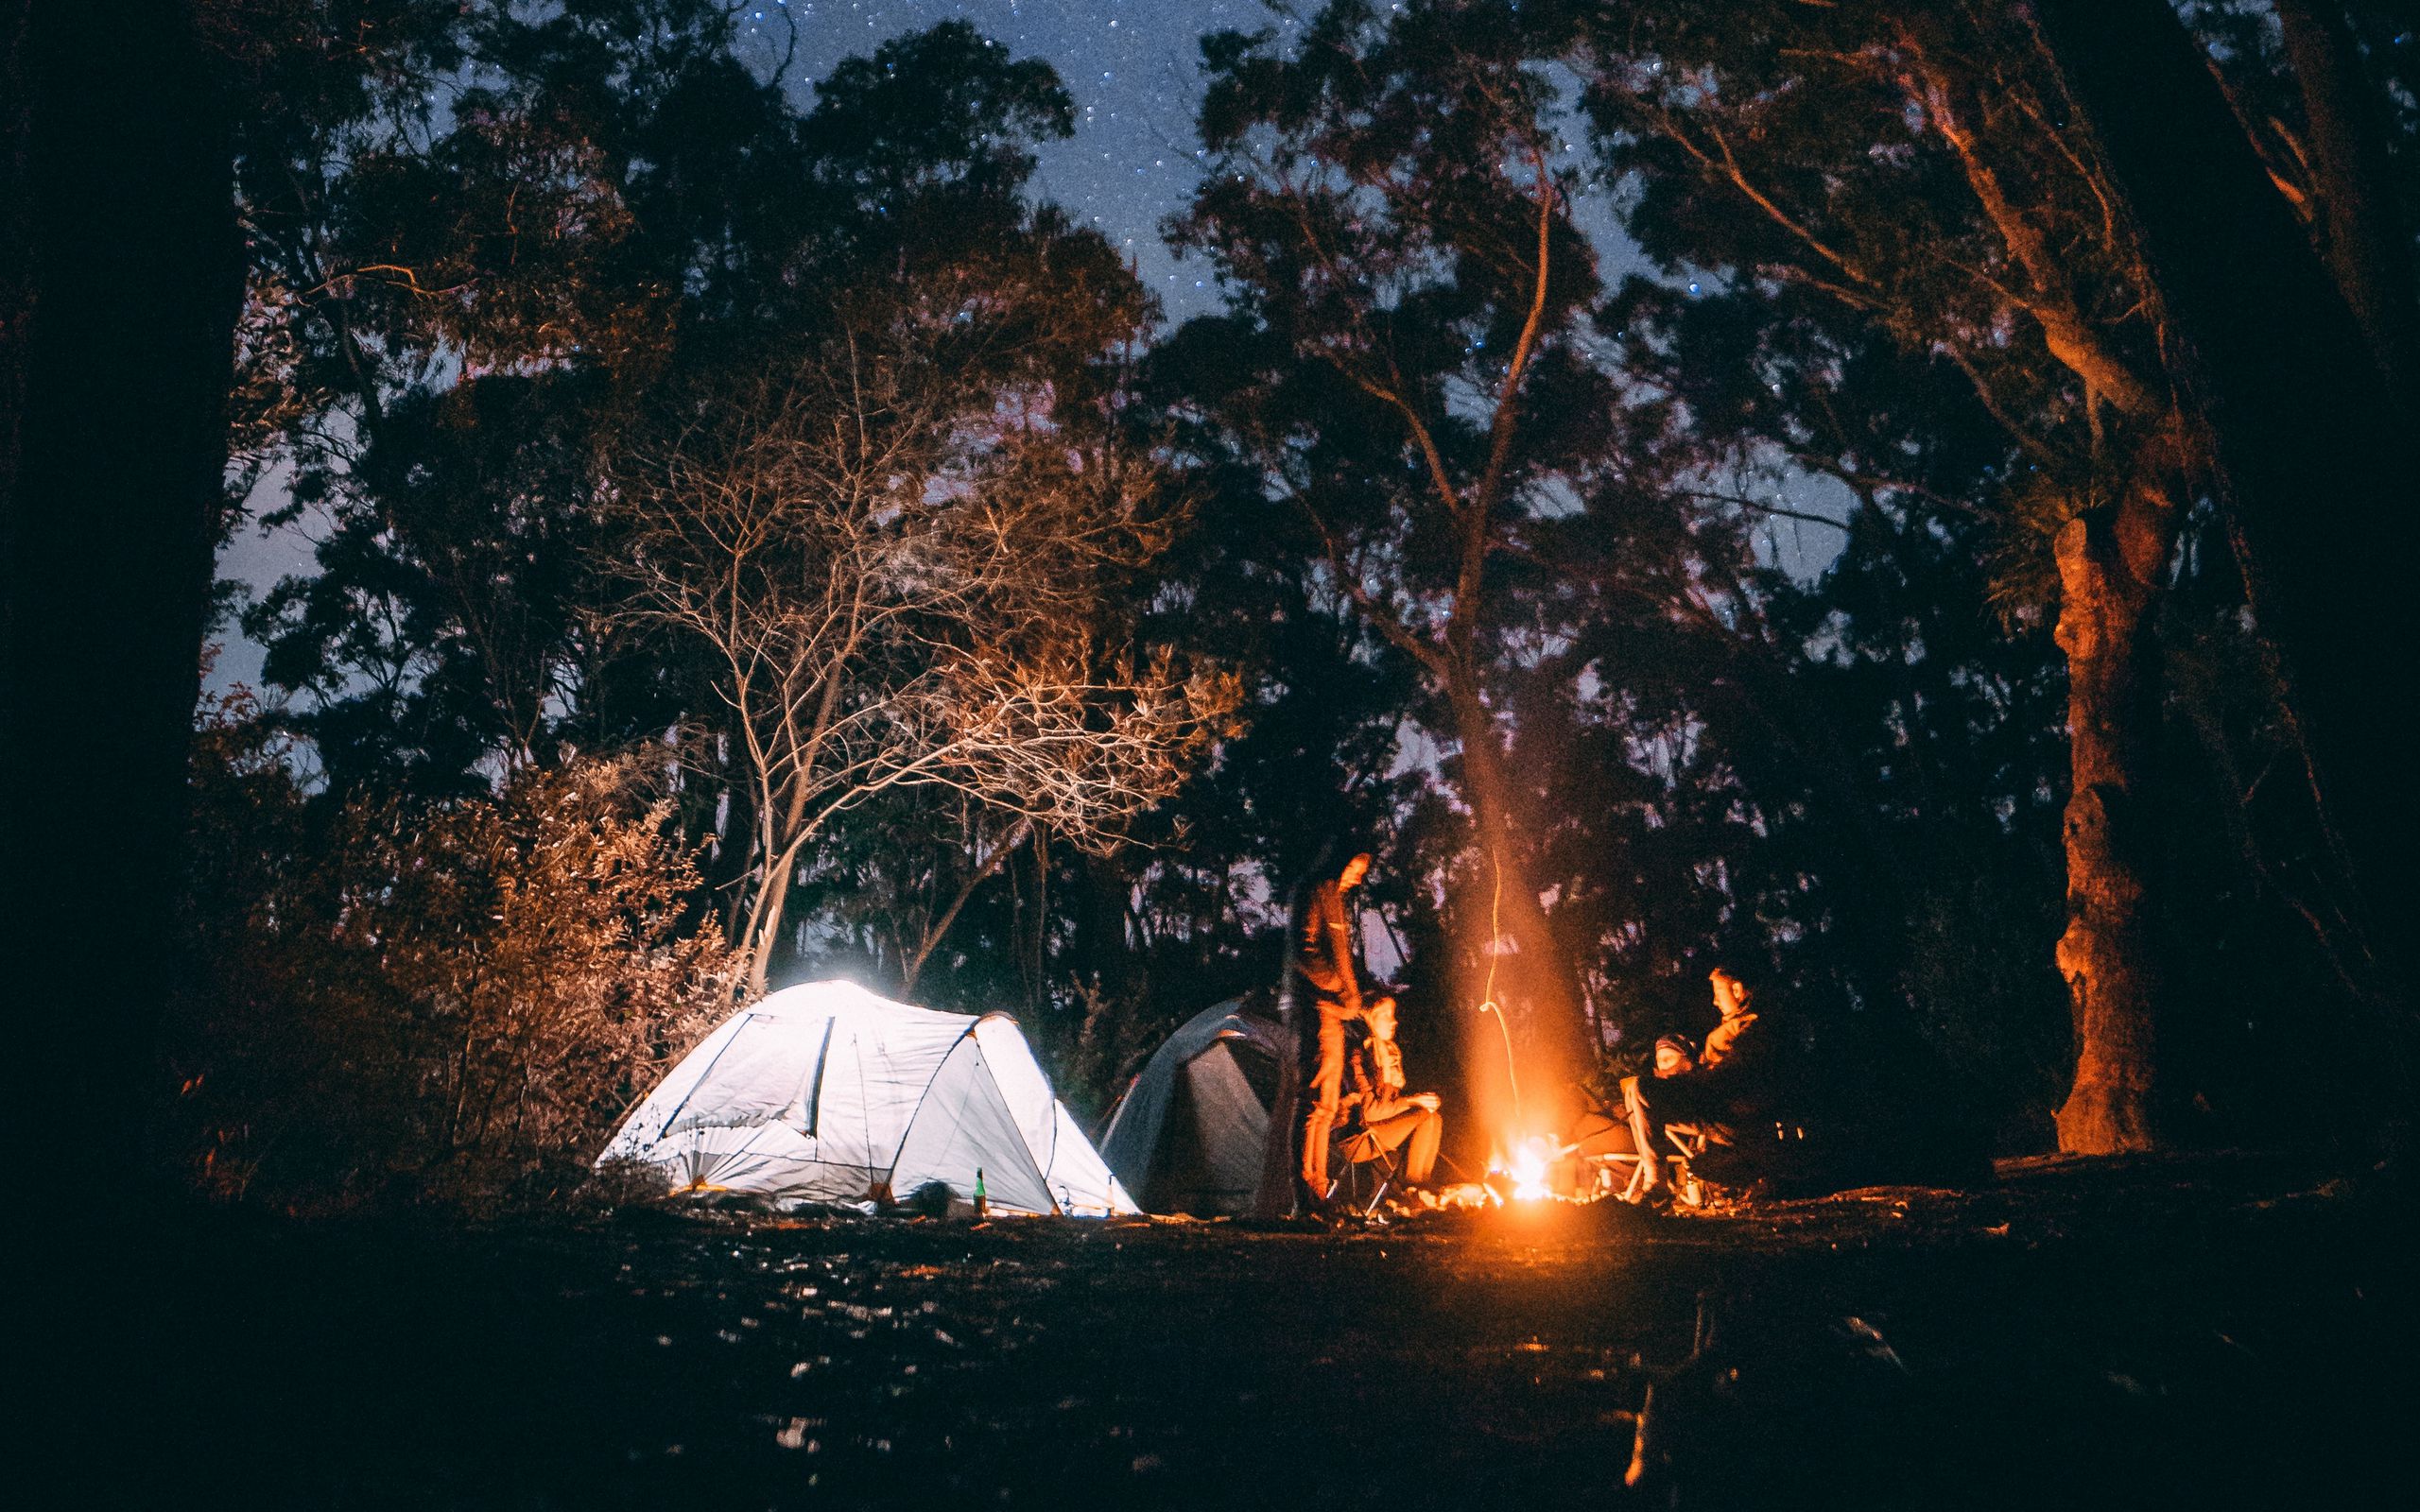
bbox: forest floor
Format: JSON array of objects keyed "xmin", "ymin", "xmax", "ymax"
[{"xmin": 43, "ymin": 1150, "xmax": 2414, "ymax": 1509}]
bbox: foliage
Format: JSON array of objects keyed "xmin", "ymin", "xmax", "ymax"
[
  {"xmin": 169, "ymin": 702, "xmax": 738, "ymax": 1211},
  {"xmin": 606, "ymin": 307, "xmax": 1235, "ymax": 992}
]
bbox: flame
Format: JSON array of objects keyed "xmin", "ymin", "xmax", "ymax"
[{"xmin": 1495, "ymin": 1135, "xmax": 1555, "ymax": 1201}]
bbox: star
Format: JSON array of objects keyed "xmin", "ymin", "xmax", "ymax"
[{"xmin": 741, "ymin": 1, "xmax": 1236, "ymax": 321}]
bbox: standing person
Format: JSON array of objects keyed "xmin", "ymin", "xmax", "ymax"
[
  {"xmin": 1293, "ymin": 850, "xmax": 1373, "ymax": 1211},
  {"xmin": 1338, "ymin": 995, "xmax": 1445, "ymax": 1187}
]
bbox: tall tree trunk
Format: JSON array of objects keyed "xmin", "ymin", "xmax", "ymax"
[
  {"xmin": 2, "ymin": 4, "xmax": 26, "ymax": 506},
  {"xmin": 2049, "ymin": 483, "xmax": 2179, "ymax": 1153},
  {"xmin": 1, "ymin": 4, "xmax": 240, "ymax": 1191},
  {"xmin": 1445, "ymin": 667, "xmax": 1590, "ymax": 1137},
  {"xmin": 1073, "ymin": 846, "xmax": 1141, "ymax": 1011},
  {"xmin": 2032, "ymin": 0, "xmax": 2420, "ymax": 1129},
  {"xmin": 2273, "ymin": 0, "xmax": 2420, "ymax": 398},
  {"xmin": 738, "ymin": 771, "xmax": 821, "ymax": 998}
]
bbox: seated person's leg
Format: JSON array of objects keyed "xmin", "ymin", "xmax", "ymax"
[
  {"xmin": 1566, "ymin": 1108, "xmax": 1640, "ymax": 1160},
  {"xmin": 1401, "ymin": 1108, "xmax": 1442, "ymax": 1184},
  {"xmin": 1343, "ymin": 1110, "xmax": 1419, "ymax": 1165},
  {"xmin": 1337, "ymin": 1124, "xmax": 1386, "ymax": 1167},
  {"xmin": 1636, "ymin": 1071, "xmax": 1729, "ymax": 1128},
  {"xmin": 1340, "ymin": 1108, "xmax": 1443, "ymax": 1189},
  {"xmin": 1620, "ymin": 1075, "xmax": 1664, "ymax": 1187}
]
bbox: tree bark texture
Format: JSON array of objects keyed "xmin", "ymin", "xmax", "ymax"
[
  {"xmin": 1446, "ymin": 669, "xmax": 1590, "ymax": 1138},
  {"xmin": 0, "ymin": 4, "xmax": 240, "ymax": 1185},
  {"xmin": 2049, "ymin": 486, "xmax": 2179, "ymax": 1154},
  {"xmin": 741, "ymin": 849, "xmax": 795, "ymax": 999},
  {"xmin": 2031, "ymin": 0, "xmax": 2420, "ymax": 1083}
]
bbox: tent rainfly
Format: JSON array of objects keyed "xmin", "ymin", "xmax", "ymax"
[
  {"xmin": 597, "ymin": 980, "xmax": 1135, "ymax": 1216},
  {"xmin": 1098, "ymin": 996, "xmax": 1291, "ymax": 1217}
]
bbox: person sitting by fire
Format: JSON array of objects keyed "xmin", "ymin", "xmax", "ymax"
[
  {"xmin": 1564, "ymin": 1032, "xmax": 1699, "ymax": 1173},
  {"xmin": 1291, "ymin": 849, "xmax": 1374, "ymax": 1212},
  {"xmin": 1653, "ymin": 1033, "xmax": 1699, "ymax": 1078},
  {"xmin": 1335, "ymin": 994, "xmax": 1443, "ymax": 1189},
  {"xmin": 1619, "ymin": 967, "xmax": 1776, "ymax": 1199}
]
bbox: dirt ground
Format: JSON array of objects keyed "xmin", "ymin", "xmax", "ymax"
[{"xmin": 42, "ymin": 1151, "xmax": 2414, "ymax": 1509}]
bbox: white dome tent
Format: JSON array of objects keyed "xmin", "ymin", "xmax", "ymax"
[{"xmin": 597, "ymin": 980, "xmax": 1135, "ymax": 1216}]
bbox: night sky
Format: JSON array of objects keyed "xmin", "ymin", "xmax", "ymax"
[
  {"xmin": 738, "ymin": 0, "xmax": 1273, "ymax": 321},
  {"xmin": 215, "ymin": 1, "xmax": 1847, "ymax": 689},
  {"xmin": 217, "ymin": 1, "xmax": 1263, "ymax": 685}
]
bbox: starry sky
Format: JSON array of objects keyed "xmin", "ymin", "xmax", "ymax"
[
  {"xmin": 739, "ymin": 0, "xmax": 1275, "ymax": 322},
  {"xmin": 215, "ymin": 1, "xmax": 1264, "ymax": 687}
]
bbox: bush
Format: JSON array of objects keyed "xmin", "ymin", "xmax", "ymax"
[{"xmin": 168, "ymin": 721, "xmax": 740, "ymax": 1212}]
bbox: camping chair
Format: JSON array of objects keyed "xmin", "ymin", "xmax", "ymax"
[
  {"xmin": 1592, "ymin": 1125, "xmax": 1711, "ymax": 1207},
  {"xmin": 1328, "ymin": 1135, "xmax": 1404, "ymax": 1216}
]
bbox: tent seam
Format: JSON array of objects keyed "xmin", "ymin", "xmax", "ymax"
[
  {"xmin": 977, "ymin": 1013, "xmax": 1071, "ymax": 1214},
  {"xmin": 653, "ymin": 1011, "xmax": 755, "ymax": 1140},
  {"xmin": 879, "ymin": 1021, "xmax": 980, "ymax": 1189}
]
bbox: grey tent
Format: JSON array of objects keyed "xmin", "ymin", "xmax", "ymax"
[{"xmin": 1098, "ymin": 995, "xmax": 1294, "ymax": 1216}]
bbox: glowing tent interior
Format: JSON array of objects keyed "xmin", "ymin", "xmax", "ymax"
[{"xmin": 596, "ymin": 980, "xmax": 1135, "ymax": 1216}]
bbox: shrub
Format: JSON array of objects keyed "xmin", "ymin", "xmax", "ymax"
[{"xmin": 169, "ymin": 726, "xmax": 740, "ymax": 1212}]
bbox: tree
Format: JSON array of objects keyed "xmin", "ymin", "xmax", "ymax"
[
  {"xmin": 1564, "ymin": 0, "xmax": 2204, "ymax": 1151},
  {"xmin": 248, "ymin": 372, "xmax": 611, "ymax": 790},
  {"xmin": 218, "ymin": 13, "xmax": 1228, "ymax": 1012},
  {"xmin": 606, "ymin": 300, "xmax": 1227, "ymax": 996},
  {"xmin": 1172, "ymin": 2, "xmax": 1638, "ymax": 1132},
  {"xmin": 230, "ymin": 0, "xmax": 756, "ymax": 797},
  {"xmin": 169, "ymin": 716, "xmax": 740, "ymax": 1210},
  {"xmin": 2, "ymin": 2, "xmax": 242, "ymax": 1187},
  {"xmin": 2029, "ymin": 0, "xmax": 2420, "ymax": 1126}
]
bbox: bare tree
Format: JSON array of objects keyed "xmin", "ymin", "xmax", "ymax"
[{"xmin": 606, "ymin": 301, "xmax": 1230, "ymax": 995}]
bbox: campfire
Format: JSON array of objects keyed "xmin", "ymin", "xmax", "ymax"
[
  {"xmin": 1468, "ymin": 1132, "xmax": 1616, "ymax": 1208},
  {"xmin": 1495, "ymin": 1135, "xmax": 1558, "ymax": 1202}
]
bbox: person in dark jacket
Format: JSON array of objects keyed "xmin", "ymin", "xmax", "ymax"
[
  {"xmin": 1620, "ymin": 968, "xmax": 1772, "ymax": 1196},
  {"xmin": 1293, "ymin": 850, "xmax": 1372, "ymax": 1206}
]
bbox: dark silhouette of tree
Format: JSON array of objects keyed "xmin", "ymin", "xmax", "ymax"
[
  {"xmin": 1559, "ymin": 0, "xmax": 2209, "ymax": 1151},
  {"xmin": 2030, "ymin": 0, "xmax": 2420, "ymax": 1131},
  {"xmin": 2, "ymin": 3, "xmax": 242, "ymax": 1188}
]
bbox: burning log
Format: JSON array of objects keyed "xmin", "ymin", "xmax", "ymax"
[{"xmin": 1484, "ymin": 1135, "xmax": 1591, "ymax": 1203}]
